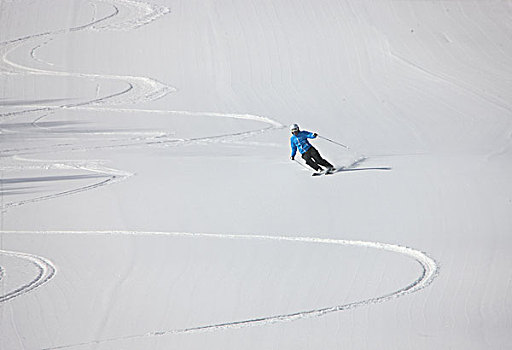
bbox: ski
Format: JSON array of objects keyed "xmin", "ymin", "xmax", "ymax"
[
  {"xmin": 312, "ymin": 167, "xmax": 338, "ymax": 176},
  {"xmin": 325, "ymin": 167, "xmax": 342, "ymax": 175}
]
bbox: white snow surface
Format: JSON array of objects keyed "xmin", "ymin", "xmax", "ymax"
[{"xmin": 1, "ymin": 1, "xmax": 511, "ymax": 349}]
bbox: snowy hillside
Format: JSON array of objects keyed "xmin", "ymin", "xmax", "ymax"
[{"xmin": 1, "ymin": 1, "xmax": 511, "ymax": 349}]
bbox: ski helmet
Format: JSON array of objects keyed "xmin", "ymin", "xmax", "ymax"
[{"xmin": 290, "ymin": 123, "xmax": 299, "ymax": 133}]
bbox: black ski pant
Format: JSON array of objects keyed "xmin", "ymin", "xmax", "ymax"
[{"xmin": 302, "ymin": 147, "xmax": 333, "ymax": 171}]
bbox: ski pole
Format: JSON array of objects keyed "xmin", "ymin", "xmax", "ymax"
[{"xmin": 318, "ymin": 135, "xmax": 350, "ymax": 150}]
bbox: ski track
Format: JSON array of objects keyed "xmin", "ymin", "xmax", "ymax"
[
  {"xmin": 0, "ymin": 156, "xmax": 132, "ymax": 211},
  {"xmin": 0, "ymin": 249, "xmax": 57, "ymax": 303},
  {"xmin": 0, "ymin": 0, "xmax": 285, "ymax": 209},
  {"xmin": 0, "ymin": 2, "xmax": 434, "ymax": 349},
  {"xmin": 30, "ymin": 39, "xmax": 55, "ymax": 67},
  {"xmin": 0, "ymin": 230, "xmax": 439, "ymax": 350}
]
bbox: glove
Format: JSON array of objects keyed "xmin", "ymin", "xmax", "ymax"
[
  {"xmin": 313, "ymin": 133, "xmax": 318, "ymax": 137},
  {"xmin": 290, "ymin": 155, "xmax": 295, "ymax": 160}
]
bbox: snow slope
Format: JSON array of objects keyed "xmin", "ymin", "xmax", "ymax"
[{"xmin": 1, "ymin": 1, "xmax": 511, "ymax": 349}]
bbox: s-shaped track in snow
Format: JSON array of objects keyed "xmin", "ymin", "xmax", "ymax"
[{"xmin": 0, "ymin": 0, "xmax": 285, "ymax": 210}]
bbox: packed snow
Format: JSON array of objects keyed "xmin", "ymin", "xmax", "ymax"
[{"xmin": 1, "ymin": 1, "xmax": 511, "ymax": 349}]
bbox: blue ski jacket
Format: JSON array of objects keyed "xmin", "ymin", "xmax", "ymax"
[{"xmin": 290, "ymin": 130, "xmax": 316, "ymax": 157}]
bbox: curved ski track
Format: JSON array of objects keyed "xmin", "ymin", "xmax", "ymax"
[
  {"xmin": 0, "ymin": 249, "xmax": 56, "ymax": 303},
  {"xmin": 0, "ymin": 2, "xmax": 438, "ymax": 349},
  {"xmin": 2, "ymin": 230, "xmax": 439, "ymax": 350}
]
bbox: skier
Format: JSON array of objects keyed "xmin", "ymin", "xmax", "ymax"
[{"xmin": 289, "ymin": 123, "xmax": 334, "ymax": 173}]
